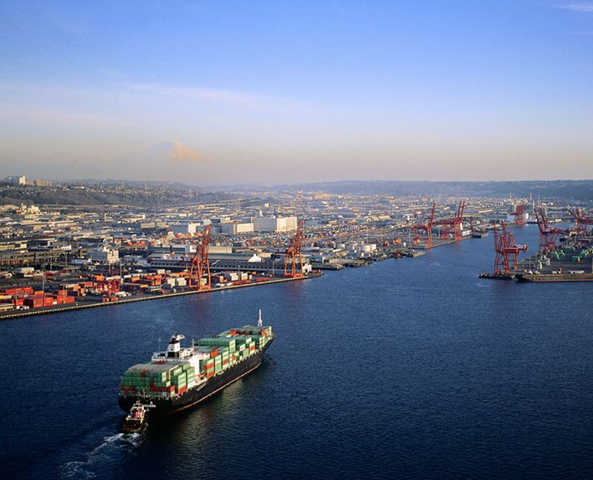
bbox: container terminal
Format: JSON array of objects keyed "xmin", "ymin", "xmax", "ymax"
[
  {"xmin": 1, "ymin": 181, "xmax": 592, "ymax": 320},
  {"xmin": 0, "ymin": 223, "xmax": 318, "ymax": 319},
  {"xmin": 479, "ymin": 205, "xmax": 593, "ymax": 282},
  {"xmin": 0, "ymin": 197, "xmax": 488, "ymax": 319},
  {"xmin": 514, "ymin": 206, "xmax": 593, "ymax": 282}
]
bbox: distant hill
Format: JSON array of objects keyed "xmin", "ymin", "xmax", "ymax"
[
  {"xmin": 0, "ymin": 181, "xmax": 236, "ymax": 208},
  {"xmin": 272, "ymin": 180, "xmax": 593, "ymax": 203}
]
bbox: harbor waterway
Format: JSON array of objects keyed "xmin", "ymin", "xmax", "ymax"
[{"xmin": 2, "ymin": 225, "xmax": 593, "ymax": 479}]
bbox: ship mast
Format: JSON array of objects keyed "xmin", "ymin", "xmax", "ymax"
[{"xmin": 257, "ymin": 309, "xmax": 263, "ymax": 327}]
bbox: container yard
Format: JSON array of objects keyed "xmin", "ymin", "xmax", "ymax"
[
  {"xmin": 0, "ymin": 272, "xmax": 321, "ymax": 320},
  {"xmin": 0, "ymin": 221, "xmax": 321, "ymax": 319},
  {"xmin": 516, "ymin": 243, "xmax": 593, "ymax": 282}
]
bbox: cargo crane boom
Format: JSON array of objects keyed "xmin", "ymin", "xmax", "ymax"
[
  {"xmin": 566, "ymin": 206, "xmax": 593, "ymax": 236},
  {"xmin": 510, "ymin": 203, "xmax": 527, "ymax": 225},
  {"xmin": 436, "ymin": 200, "xmax": 466, "ymax": 241},
  {"xmin": 493, "ymin": 223, "xmax": 528, "ymax": 275},
  {"xmin": 534, "ymin": 207, "xmax": 567, "ymax": 254},
  {"xmin": 412, "ymin": 202, "xmax": 436, "ymax": 248},
  {"xmin": 284, "ymin": 221, "xmax": 305, "ymax": 277},
  {"xmin": 189, "ymin": 225, "xmax": 211, "ymax": 290}
]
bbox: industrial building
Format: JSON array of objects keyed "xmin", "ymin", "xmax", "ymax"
[{"xmin": 254, "ymin": 216, "xmax": 298, "ymax": 233}]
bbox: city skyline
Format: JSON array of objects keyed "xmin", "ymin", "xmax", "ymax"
[{"xmin": 1, "ymin": 1, "xmax": 593, "ymax": 184}]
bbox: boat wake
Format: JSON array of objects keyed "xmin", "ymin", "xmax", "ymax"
[{"xmin": 60, "ymin": 433, "xmax": 141, "ymax": 479}]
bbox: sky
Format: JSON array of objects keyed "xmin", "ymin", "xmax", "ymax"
[{"xmin": 1, "ymin": 0, "xmax": 593, "ymax": 185}]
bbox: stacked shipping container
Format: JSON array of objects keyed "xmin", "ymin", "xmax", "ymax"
[{"xmin": 120, "ymin": 361, "xmax": 198, "ymax": 398}]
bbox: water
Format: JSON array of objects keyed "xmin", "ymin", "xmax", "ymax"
[{"xmin": 2, "ymin": 225, "xmax": 593, "ymax": 479}]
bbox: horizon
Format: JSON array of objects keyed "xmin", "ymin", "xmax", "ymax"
[
  {"xmin": 2, "ymin": 1, "xmax": 593, "ymax": 183},
  {"xmin": 6, "ymin": 175, "xmax": 593, "ymax": 190}
]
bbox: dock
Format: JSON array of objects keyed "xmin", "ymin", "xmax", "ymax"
[{"xmin": 0, "ymin": 272, "xmax": 323, "ymax": 321}]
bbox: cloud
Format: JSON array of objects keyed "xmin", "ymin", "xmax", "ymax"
[{"xmin": 555, "ymin": 3, "xmax": 593, "ymax": 12}]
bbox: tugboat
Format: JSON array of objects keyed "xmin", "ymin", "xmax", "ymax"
[{"xmin": 122, "ymin": 401, "xmax": 155, "ymax": 433}]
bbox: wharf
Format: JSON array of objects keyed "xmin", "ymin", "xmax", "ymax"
[
  {"xmin": 516, "ymin": 273, "xmax": 593, "ymax": 282},
  {"xmin": 517, "ymin": 242, "xmax": 593, "ymax": 283},
  {"xmin": 0, "ymin": 272, "xmax": 322, "ymax": 321},
  {"xmin": 311, "ymin": 263, "xmax": 344, "ymax": 271},
  {"xmin": 332, "ymin": 259, "xmax": 369, "ymax": 268}
]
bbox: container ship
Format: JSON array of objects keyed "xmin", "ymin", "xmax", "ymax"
[{"xmin": 118, "ymin": 312, "xmax": 275, "ymax": 416}]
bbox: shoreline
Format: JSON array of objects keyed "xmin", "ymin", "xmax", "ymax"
[{"xmin": 0, "ymin": 272, "xmax": 323, "ymax": 321}]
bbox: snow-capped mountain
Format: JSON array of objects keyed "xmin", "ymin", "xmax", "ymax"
[{"xmin": 141, "ymin": 141, "xmax": 205, "ymax": 163}]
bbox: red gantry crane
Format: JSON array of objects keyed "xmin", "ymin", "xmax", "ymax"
[
  {"xmin": 510, "ymin": 203, "xmax": 527, "ymax": 225},
  {"xmin": 436, "ymin": 200, "xmax": 466, "ymax": 241},
  {"xmin": 189, "ymin": 225, "xmax": 211, "ymax": 290},
  {"xmin": 493, "ymin": 223, "xmax": 528, "ymax": 275},
  {"xmin": 284, "ymin": 221, "xmax": 304, "ymax": 278},
  {"xmin": 566, "ymin": 206, "xmax": 593, "ymax": 237},
  {"xmin": 534, "ymin": 207, "xmax": 567, "ymax": 254},
  {"xmin": 412, "ymin": 202, "xmax": 436, "ymax": 248}
]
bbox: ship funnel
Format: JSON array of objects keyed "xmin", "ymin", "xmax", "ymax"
[
  {"xmin": 169, "ymin": 334, "xmax": 185, "ymax": 343},
  {"xmin": 167, "ymin": 334, "xmax": 184, "ymax": 357}
]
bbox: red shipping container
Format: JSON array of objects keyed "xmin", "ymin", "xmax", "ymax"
[{"xmin": 25, "ymin": 298, "xmax": 43, "ymax": 308}]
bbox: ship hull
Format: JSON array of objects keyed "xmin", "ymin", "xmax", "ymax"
[{"xmin": 119, "ymin": 340, "xmax": 274, "ymax": 416}]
